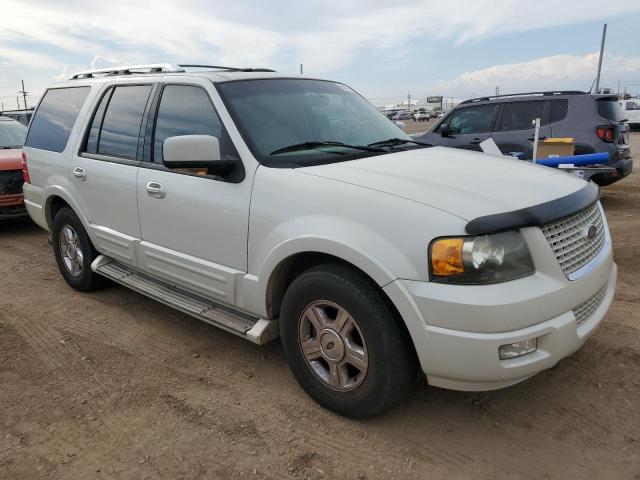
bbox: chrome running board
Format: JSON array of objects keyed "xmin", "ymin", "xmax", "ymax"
[{"xmin": 91, "ymin": 255, "xmax": 278, "ymax": 344}]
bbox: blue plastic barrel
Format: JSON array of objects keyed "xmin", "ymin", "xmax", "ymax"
[{"xmin": 535, "ymin": 152, "xmax": 609, "ymax": 167}]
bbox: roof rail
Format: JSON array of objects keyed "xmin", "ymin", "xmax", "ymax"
[
  {"xmin": 178, "ymin": 64, "xmax": 276, "ymax": 73},
  {"xmin": 459, "ymin": 90, "xmax": 587, "ymax": 105},
  {"xmin": 69, "ymin": 63, "xmax": 185, "ymax": 80}
]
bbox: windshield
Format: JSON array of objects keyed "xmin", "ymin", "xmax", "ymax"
[
  {"xmin": 0, "ymin": 120, "xmax": 27, "ymax": 148},
  {"xmin": 217, "ymin": 79, "xmax": 411, "ymax": 166},
  {"xmin": 597, "ymin": 99, "xmax": 625, "ymax": 122}
]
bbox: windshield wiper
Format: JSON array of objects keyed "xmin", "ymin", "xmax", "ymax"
[
  {"xmin": 368, "ymin": 138, "xmax": 432, "ymax": 148},
  {"xmin": 270, "ymin": 141, "xmax": 385, "ymax": 156}
]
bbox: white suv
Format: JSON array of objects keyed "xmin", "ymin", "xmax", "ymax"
[{"xmin": 22, "ymin": 64, "xmax": 616, "ymax": 418}]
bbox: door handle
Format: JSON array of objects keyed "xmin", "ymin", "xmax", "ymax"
[
  {"xmin": 527, "ymin": 135, "xmax": 546, "ymax": 141},
  {"xmin": 73, "ymin": 167, "xmax": 87, "ymax": 181},
  {"xmin": 145, "ymin": 181, "xmax": 166, "ymax": 199},
  {"xmin": 470, "ymin": 138, "xmax": 482, "ymax": 144}
]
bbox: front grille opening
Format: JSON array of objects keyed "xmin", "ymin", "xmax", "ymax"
[
  {"xmin": 541, "ymin": 203, "xmax": 606, "ymax": 277},
  {"xmin": 573, "ymin": 283, "xmax": 608, "ymax": 326}
]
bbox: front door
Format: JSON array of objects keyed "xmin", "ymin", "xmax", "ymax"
[
  {"xmin": 435, "ymin": 104, "xmax": 499, "ymax": 151},
  {"xmin": 136, "ymin": 79, "xmax": 252, "ymax": 306},
  {"xmin": 70, "ymin": 83, "xmax": 155, "ymax": 266}
]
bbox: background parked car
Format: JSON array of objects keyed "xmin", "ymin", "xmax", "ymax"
[
  {"xmin": 416, "ymin": 91, "xmax": 632, "ymax": 186},
  {"xmin": 620, "ymin": 98, "xmax": 640, "ymax": 129},
  {"xmin": 0, "ymin": 117, "xmax": 28, "ymax": 219},
  {"xmin": 414, "ymin": 111, "xmax": 431, "ymax": 121},
  {"xmin": 392, "ymin": 111, "xmax": 412, "ymax": 120}
]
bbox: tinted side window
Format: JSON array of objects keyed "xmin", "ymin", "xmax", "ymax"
[
  {"xmin": 596, "ymin": 99, "xmax": 625, "ymax": 122},
  {"xmin": 548, "ymin": 99, "xmax": 568, "ymax": 123},
  {"xmin": 498, "ymin": 101, "xmax": 545, "ymax": 131},
  {"xmin": 85, "ymin": 88, "xmax": 113, "ymax": 154},
  {"xmin": 98, "ymin": 85, "xmax": 152, "ymax": 159},
  {"xmin": 25, "ymin": 87, "xmax": 90, "ymax": 152},
  {"xmin": 448, "ymin": 105, "xmax": 498, "ymax": 134},
  {"xmin": 153, "ymin": 85, "xmax": 239, "ymax": 162}
]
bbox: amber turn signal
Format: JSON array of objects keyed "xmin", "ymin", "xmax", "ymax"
[{"xmin": 431, "ymin": 238, "xmax": 465, "ymax": 276}]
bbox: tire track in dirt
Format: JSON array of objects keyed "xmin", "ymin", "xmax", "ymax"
[
  {"xmin": 7, "ymin": 308, "xmax": 67, "ymax": 370},
  {"xmin": 2, "ymin": 308, "xmax": 158, "ymax": 472},
  {"xmin": 595, "ymin": 321, "xmax": 640, "ymax": 350}
]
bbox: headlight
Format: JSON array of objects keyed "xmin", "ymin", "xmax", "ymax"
[{"xmin": 429, "ymin": 231, "xmax": 534, "ymax": 284}]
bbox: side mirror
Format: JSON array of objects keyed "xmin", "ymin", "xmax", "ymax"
[
  {"xmin": 440, "ymin": 123, "xmax": 450, "ymax": 137},
  {"xmin": 163, "ymin": 135, "xmax": 235, "ymax": 172},
  {"xmin": 394, "ymin": 121, "xmax": 406, "ymax": 132}
]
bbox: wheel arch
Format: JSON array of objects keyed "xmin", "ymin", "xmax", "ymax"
[
  {"xmin": 262, "ymin": 244, "xmax": 398, "ymax": 322},
  {"xmin": 265, "ymin": 249, "xmax": 421, "ymax": 375},
  {"xmin": 43, "ymin": 186, "xmax": 90, "ymax": 232}
]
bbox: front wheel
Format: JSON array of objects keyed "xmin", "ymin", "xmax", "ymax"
[{"xmin": 280, "ymin": 263, "xmax": 416, "ymax": 418}]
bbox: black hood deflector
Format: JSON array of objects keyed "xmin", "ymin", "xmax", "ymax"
[{"xmin": 465, "ymin": 181, "xmax": 600, "ymax": 235}]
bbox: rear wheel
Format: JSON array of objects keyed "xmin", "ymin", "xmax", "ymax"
[
  {"xmin": 280, "ymin": 263, "xmax": 416, "ymax": 418},
  {"xmin": 52, "ymin": 207, "xmax": 106, "ymax": 292}
]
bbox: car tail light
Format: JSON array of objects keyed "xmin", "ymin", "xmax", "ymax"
[
  {"xmin": 596, "ymin": 125, "xmax": 615, "ymax": 143},
  {"xmin": 21, "ymin": 151, "xmax": 31, "ymax": 184}
]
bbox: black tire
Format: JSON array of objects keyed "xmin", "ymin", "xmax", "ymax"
[
  {"xmin": 52, "ymin": 207, "xmax": 106, "ymax": 292},
  {"xmin": 279, "ymin": 263, "xmax": 416, "ymax": 418}
]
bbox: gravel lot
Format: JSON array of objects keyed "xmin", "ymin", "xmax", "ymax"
[{"xmin": 1, "ymin": 133, "xmax": 639, "ymax": 480}]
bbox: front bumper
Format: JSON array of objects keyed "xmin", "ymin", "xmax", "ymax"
[
  {"xmin": 383, "ymin": 224, "xmax": 617, "ymax": 391},
  {"xmin": 419, "ymin": 264, "xmax": 616, "ymax": 390}
]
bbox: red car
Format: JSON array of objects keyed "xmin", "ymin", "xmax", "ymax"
[{"xmin": 0, "ymin": 117, "xmax": 28, "ymax": 219}]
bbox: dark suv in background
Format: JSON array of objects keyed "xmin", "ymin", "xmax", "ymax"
[{"xmin": 416, "ymin": 91, "xmax": 632, "ymax": 186}]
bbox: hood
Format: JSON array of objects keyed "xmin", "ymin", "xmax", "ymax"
[
  {"xmin": 297, "ymin": 147, "xmax": 586, "ymax": 221},
  {"xmin": 0, "ymin": 148, "xmax": 22, "ymax": 171}
]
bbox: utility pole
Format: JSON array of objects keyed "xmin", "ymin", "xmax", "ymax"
[
  {"xmin": 617, "ymin": 79, "xmax": 621, "ymax": 96},
  {"xmin": 407, "ymin": 91, "xmax": 411, "ymax": 112},
  {"xmin": 495, "ymin": 84, "xmax": 500, "ymax": 96},
  {"xmin": 594, "ymin": 23, "xmax": 607, "ymax": 94},
  {"xmin": 18, "ymin": 80, "xmax": 28, "ymax": 110},
  {"xmin": 300, "ymin": 64, "xmax": 303, "ymax": 75},
  {"xmin": 17, "ymin": 96, "xmax": 20, "ymax": 109}
]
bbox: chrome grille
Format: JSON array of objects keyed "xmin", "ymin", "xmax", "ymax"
[
  {"xmin": 573, "ymin": 283, "xmax": 607, "ymax": 326},
  {"xmin": 541, "ymin": 202, "xmax": 605, "ymax": 277}
]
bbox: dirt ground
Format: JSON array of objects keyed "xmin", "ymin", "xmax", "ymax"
[{"xmin": 1, "ymin": 133, "xmax": 639, "ymax": 480}]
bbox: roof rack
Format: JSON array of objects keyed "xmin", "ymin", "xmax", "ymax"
[
  {"xmin": 69, "ymin": 63, "xmax": 277, "ymax": 80},
  {"xmin": 178, "ymin": 64, "xmax": 276, "ymax": 73},
  {"xmin": 70, "ymin": 63, "xmax": 184, "ymax": 79},
  {"xmin": 459, "ymin": 90, "xmax": 587, "ymax": 105}
]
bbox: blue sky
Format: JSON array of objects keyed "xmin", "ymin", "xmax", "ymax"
[{"xmin": 1, "ymin": 0, "xmax": 639, "ymax": 109}]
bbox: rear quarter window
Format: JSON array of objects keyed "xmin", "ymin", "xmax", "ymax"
[
  {"xmin": 25, "ymin": 87, "xmax": 90, "ymax": 152},
  {"xmin": 597, "ymin": 99, "xmax": 625, "ymax": 122}
]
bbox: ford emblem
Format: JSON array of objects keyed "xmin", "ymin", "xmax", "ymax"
[{"xmin": 582, "ymin": 224, "xmax": 597, "ymax": 241}]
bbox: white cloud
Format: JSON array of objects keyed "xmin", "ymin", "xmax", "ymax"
[
  {"xmin": 0, "ymin": 46, "xmax": 62, "ymax": 70},
  {"xmin": 0, "ymin": 0, "xmax": 639, "ymax": 103},
  {"xmin": 0, "ymin": 0, "xmax": 639, "ymax": 74},
  {"xmin": 428, "ymin": 52, "xmax": 640, "ymax": 98}
]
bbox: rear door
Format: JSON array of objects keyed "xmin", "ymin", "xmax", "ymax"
[
  {"xmin": 70, "ymin": 81, "xmax": 156, "ymax": 266},
  {"xmin": 490, "ymin": 100, "xmax": 551, "ymax": 159},
  {"xmin": 432, "ymin": 104, "xmax": 499, "ymax": 151}
]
